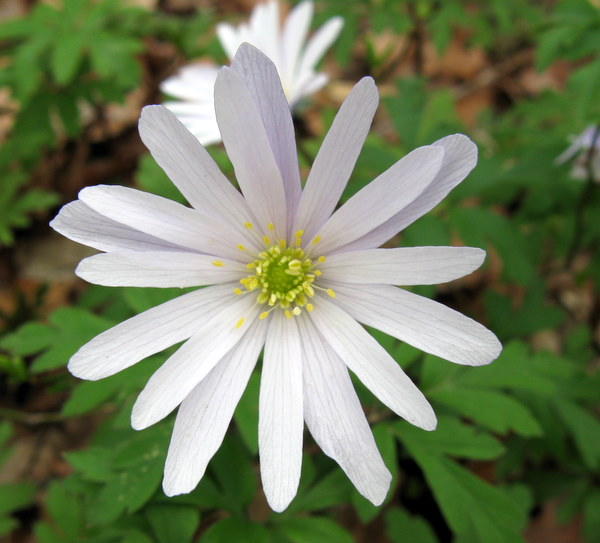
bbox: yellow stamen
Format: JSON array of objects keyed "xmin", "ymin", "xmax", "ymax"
[
  {"xmin": 259, "ymin": 311, "xmax": 269, "ymax": 320},
  {"xmin": 312, "ymin": 235, "xmax": 321, "ymax": 245},
  {"xmin": 212, "ymin": 260, "xmax": 224, "ymax": 267},
  {"xmin": 237, "ymin": 244, "xmax": 246, "ymax": 251},
  {"xmin": 233, "ymin": 288, "xmax": 243, "ymax": 295},
  {"xmin": 244, "ymin": 222, "xmax": 253, "ymax": 229},
  {"xmin": 284, "ymin": 310, "xmax": 292, "ymax": 319},
  {"xmin": 306, "ymin": 304, "xmax": 314, "ymax": 312},
  {"xmin": 317, "ymin": 256, "xmax": 326, "ymax": 263},
  {"xmin": 326, "ymin": 288, "xmax": 336, "ymax": 298},
  {"xmin": 235, "ymin": 317, "xmax": 245, "ymax": 329},
  {"xmin": 267, "ymin": 222, "xmax": 274, "ymax": 231},
  {"xmin": 263, "ymin": 235, "xmax": 271, "ymax": 245}
]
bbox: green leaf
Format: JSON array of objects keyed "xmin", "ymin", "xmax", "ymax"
[
  {"xmin": 554, "ymin": 398, "xmax": 600, "ymax": 469},
  {"xmin": 145, "ymin": 504, "xmax": 200, "ymax": 543},
  {"xmin": 51, "ymin": 33, "xmax": 84, "ymax": 85},
  {"xmin": 0, "ymin": 482, "xmax": 36, "ymax": 516},
  {"xmin": 234, "ymin": 370, "xmax": 260, "ymax": 454},
  {"xmin": 384, "ymin": 508, "xmax": 437, "ymax": 543},
  {"xmin": 432, "ymin": 388, "xmax": 543, "ymax": 437},
  {"xmin": 277, "ymin": 517, "xmax": 353, "ymax": 543},
  {"xmin": 45, "ymin": 480, "xmax": 84, "ymax": 540},
  {"xmin": 583, "ymin": 489, "xmax": 600, "ymax": 543},
  {"xmin": 288, "ymin": 468, "xmax": 352, "ymax": 514},
  {"xmin": 64, "ymin": 447, "xmax": 114, "ymax": 482},
  {"xmin": 395, "ymin": 417, "xmax": 504, "ymax": 461},
  {"xmin": 202, "ymin": 517, "xmax": 270, "ymax": 543},
  {"xmin": 416, "ymin": 453, "xmax": 525, "ymax": 543}
]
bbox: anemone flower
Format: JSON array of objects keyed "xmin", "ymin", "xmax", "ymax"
[
  {"xmin": 556, "ymin": 125, "xmax": 600, "ymax": 182},
  {"xmin": 51, "ymin": 44, "xmax": 501, "ymax": 512},
  {"xmin": 160, "ymin": 0, "xmax": 343, "ymax": 145}
]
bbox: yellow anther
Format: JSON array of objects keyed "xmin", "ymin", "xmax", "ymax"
[
  {"xmin": 306, "ymin": 304, "xmax": 314, "ymax": 312},
  {"xmin": 233, "ymin": 288, "xmax": 243, "ymax": 295},
  {"xmin": 314, "ymin": 270, "xmax": 322, "ymax": 276},
  {"xmin": 235, "ymin": 317, "xmax": 245, "ymax": 329},
  {"xmin": 295, "ymin": 230, "xmax": 304, "ymax": 238},
  {"xmin": 263, "ymin": 235, "xmax": 271, "ymax": 245},
  {"xmin": 326, "ymin": 289, "xmax": 336, "ymax": 298},
  {"xmin": 237, "ymin": 244, "xmax": 246, "ymax": 251},
  {"xmin": 317, "ymin": 256, "xmax": 326, "ymax": 263},
  {"xmin": 312, "ymin": 235, "xmax": 321, "ymax": 245},
  {"xmin": 259, "ymin": 311, "xmax": 269, "ymax": 320},
  {"xmin": 279, "ymin": 239, "xmax": 287, "ymax": 248},
  {"xmin": 285, "ymin": 310, "xmax": 292, "ymax": 319},
  {"xmin": 267, "ymin": 222, "xmax": 274, "ymax": 231},
  {"xmin": 244, "ymin": 222, "xmax": 253, "ymax": 229},
  {"xmin": 212, "ymin": 260, "xmax": 224, "ymax": 267},
  {"xmin": 292, "ymin": 307, "xmax": 301, "ymax": 316}
]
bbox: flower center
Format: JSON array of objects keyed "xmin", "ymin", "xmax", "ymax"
[{"xmin": 234, "ymin": 228, "xmax": 334, "ymax": 320}]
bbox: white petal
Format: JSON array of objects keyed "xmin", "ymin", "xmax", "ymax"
[
  {"xmin": 131, "ymin": 293, "xmax": 260, "ymax": 430},
  {"xmin": 297, "ymin": 16, "xmax": 343, "ymax": 82},
  {"xmin": 321, "ymin": 246, "xmax": 485, "ymax": 285},
  {"xmin": 50, "ymin": 201, "xmax": 183, "ymax": 253},
  {"xmin": 216, "ymin": 23, "xmax": 241, "ymax": 60},
  {"xmin": 231, "ymin": 44, "xmax": 302, "ymax": 226},
  {"xmin": 259, "ymin": 311, "xmax": 303, "ymax": 512},
  {"xmin": 330, "ymin": 283, "xmax": 502, "ymax": 366},
  {"xmin": 160, "ymin": 64, "xmax": 219, "ymax": 102},
  {"xmin": 76, "ymin": 251, "xmax": 245, "ymax": 288},
  {"xmin": 214, "ymin": 65, "xmax": 288, "ymax": 238},
  {"xmin": 293, "ymin": 77, "xmax": 378, "ymax": 241},
  {"xmin": 289, "ymin": 72, "xmax": 328, "ymax": 105},
  {"xmin": 343, "ymin": 134, "xmax": 477, "ymax": 251},
  {"xmin": 79, "ymin": 185, "xmax": 252, "ymax": 261},
  {"xmin": 298, "ymin": 316, "xmax": 391, "ymax": 505},
  {"xmin": 249, "ymin": 0, "xmax": 280, "ymax": 64},
  {"xmin": 139, "ymin": 105, "xmax": 259, "ymax": 239},
  {"xmin": 163, "ymin": 318, "xmax": 267, "ymax": 496},
  {"xmin": 281, "ymin": 0, "xmax": 313, "ymax": 85},
  {"xmin": 309, "ymin": 297, "xmax": 436, "ymax": 430},
  {"xmin": 68, "ymin": 284, "xmax": 234, "ymax": 380},
  {"xmin": 312, "ymin": 146, "xmax": 444, "ymax": 255}
]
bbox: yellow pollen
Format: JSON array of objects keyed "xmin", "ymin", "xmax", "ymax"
[
  {"xmin": 314, "ymin": 270, "xmax": 322, "ymax": 276},
  {"xmin": 237, "ymin": 244, "xmax": 246, "ymax": 251},
  {"xmin": 245, "ymin": 222, "xmax": 253, "ymax": 229},
  {"xmin": 263, "ymin": 235, "xmax": 271, "ymax": 245},
  {"xmin": 312, "ymin": 235, "xmax": 321, "ymax": 245},
  {"xmin": 326, "ymin": 288, "xmax": 336, "ymax": 298},
  {"xmin": 306, "ymin": 304, "xmax": 314, "ymax": 312},
  {"xmin": 267, "ymin": 222, "xmax": 274, "ymax": 231},
  {"xmin": 235, "ymin": 317, "xmax": 245, "ymax": 329},
  {"xmin": 212, "ymin": 260, "xmax": 224, "ymax": 267},
  {"xmin": 292, "ymin": 307, "xmax": 301, "ymax": 316},
  {"xmin": 295, "ymin": 230, "xmax": 304, "ymax": 238},
  {"xmin": 317, "ymin": 256, "xmax": 326, "ymax": 263},
  {"xmin": 259, "ymin": 311, "xmax": 269, "ymax": 320},
  {"xmin": 285, "ymin": 310, "xmax": 292, "ymax": 319},
  {"xmin": 233, "ymin": 288, "xmax": 243, "ymax": 295}
]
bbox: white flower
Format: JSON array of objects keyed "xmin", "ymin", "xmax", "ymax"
[
  {"xmin": 556, "ymin": 125, "xmax": 600, "ymax": 181},
  {"xmin": 160, "ymin": 0, "xmax": 343, "ymax": 145},
  {"xmin": 51, "ymin": 44, "xmax": 501, "ymax": 512}
]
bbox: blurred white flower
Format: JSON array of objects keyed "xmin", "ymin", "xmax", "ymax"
[
  {"xmin": 52, "ymin": 45, "xmax": 501, "ymax": 512},
  {"xmin": 556, "ymin": 125, "xmax": 600, "ymax": 181},
  {"xmin": 161, "ymin": 0, "xmax": 343, "ymax": 145}
]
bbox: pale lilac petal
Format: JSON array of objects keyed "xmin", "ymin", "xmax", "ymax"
[
  {"xmin": 321, "ymin": 246, "xmax": 485, "ymax": 285},
  {"xmin": 293, "ymin": 77, "xmax": 378, "ymax": 240},
  {"xmin": 79, "ymin": 185, "xmax": 252, "ymax": 261},
  {"xmin": 330, "ymin": 283, "xmax": 502, "ymax": 366},
  {"xmin": 214, "ymin": 65, "xmax": 288, "ymax": 238},
  {"xmin": 163, "ymin": 319, "xmax": 267, "ymax": 496},
  {"xmin": 50, "ymin": 201, "xmax": 184, "ymax": 253},
  {"xmin": 139, "ymin": 106, "xmax": 259, "ymax": 239},
  {"xmin": 281, "ymin": 0, "xmax": 313, "ymax": 85},
  {"xmin": 68, "ymin": 284, "xmax": 235, "ymax": 380},
  {"xmin": 298, "ymin": 316, "xmax": 391, "ymax": 505},
  {"xmin": 231, "ymin": 45, "xmax": 302, "ymax": 225},
  {"xmin": 342, "ymin": 134, "xmax": 477, "ymax": 251},
  {"xmin": 312, "ymin": 146, "xmax": 444, "ymax": 255},
  {"xmin": 259, "ymin": 311, "xmax": 303, "ymax": 512},
  {"xmin": 131, "ymin": 294, "xmax": 260, "ymax": 430},
  {"xmin": 297, "ymin": 16, "xmax": 343, "ymax": 85},
  {"xmin": 76, "ymin": 251, "xmax": 245, "ymax": 288},
  {"xmin": 309, "ymin": 297, "xmax": 437, "ymax": 430}
]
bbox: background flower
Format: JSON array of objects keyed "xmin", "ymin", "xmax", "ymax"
[
  {"xmin": 556, "ymin": 125, "xmax": 600, "ymax": 182},
  {"xmin": 161, "ymin": 0, "xmax": 343, "ymax": 145}
]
